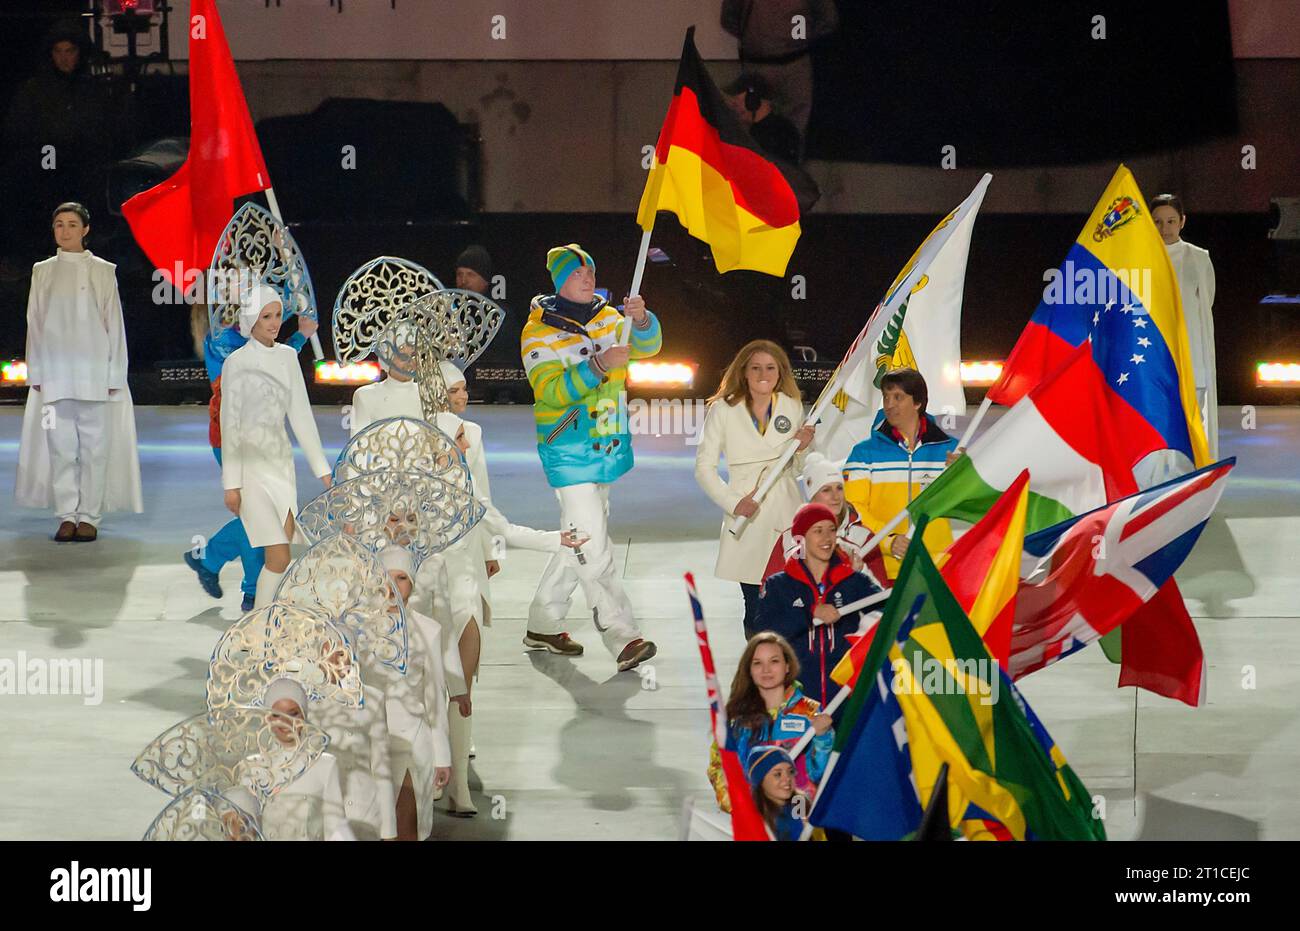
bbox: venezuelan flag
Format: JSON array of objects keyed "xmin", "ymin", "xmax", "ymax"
[
  {"xmin": 988, "ymin": 165, "xmax": 1210, "ymax": 469},
  {"xmin": 636, "ymin": 27, "xmax": 801, "ymax": 276}
]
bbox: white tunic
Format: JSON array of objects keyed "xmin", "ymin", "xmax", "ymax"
[
  {"xmin": 387, "ymin": 607, "xmax": 460, "ymax": 840},
  {"xmin": 349, "ymin": 376, "xmax": 422, "ymax": 435},
  {"xmin": 313, "ymin": 684, "xmax": 396, "ymax": 840},
  {"xmin": 694, "ymin": 392, "xmax": 808, "ymax": 584},
  {"xmin": 1166, "ymin": 238, "xmax": 1218, "ymax": 460},
  {"xmin": 14, "ymin": 250, "xmax": 142, "ymax": 513},
  {"xmin": 220, "ymin": 338, "xmax": 331, "ymax": 546},
  {"xmin": 261, "ymin": 752, "xmax": 356, "ymax": 841}
]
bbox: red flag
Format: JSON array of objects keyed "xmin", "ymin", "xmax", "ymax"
[
  {"xmin": 122, "ymin": 0, "xmax": 270, "ymax": 287},
  {"xmin": 685, "ymin": 573, "xmax": 769, "ymax": 841},
  {"xmin": 1118, "ymin": 581, "xmax": 1206, "ymax": 706}
]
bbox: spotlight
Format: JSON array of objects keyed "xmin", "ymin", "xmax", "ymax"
[
  {"xmin": 627, "ymin": 361, "xmax": 696, "ymax": 389},
  {"xmin": 960, "ymin": 360, "xmax": 1004, "ymax": 386},
  {"xmin": 315, "ymin": 360, "xmax": 381, "ymax": 385},
  {"xmin": 2, "ymin": 360, "xmax": 28, "ymax": 385},
  {"xmin": 1256, "ymin": 362, "xmax": 1300, "ymax": 387}
]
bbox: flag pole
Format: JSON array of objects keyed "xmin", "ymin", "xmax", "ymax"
[
  {"xmin": 728, "ymin": 380, "xmax": 845, "ymax": 537},
  {"xmin": 264, "ymin": 186, "xmax": 324, "ymax": 361},
  {"xmin": 957, "ymin": 395, "xmax": 993, "ymax": 450},
  {"xmin": 788, "ymin": 683, "xmax": 852, "ymax": 759},
  {"xmin": 616, "ymin": 228, "xmax": 654, "ymax": 348}
]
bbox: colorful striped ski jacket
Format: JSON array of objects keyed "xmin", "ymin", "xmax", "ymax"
[
  {"xmin": 842, "ymin": 410, "xmax": 959, "ymax": 580},
  {"xmin": 521, "ymin": 293, "xmax": 662, "ymax": 487}
]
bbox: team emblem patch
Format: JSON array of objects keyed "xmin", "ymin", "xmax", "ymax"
[{"xmin": 774, "ymin": 415, "xmax": 792, "ymax": 434}]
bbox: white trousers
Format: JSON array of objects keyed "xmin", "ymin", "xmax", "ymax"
[
  {"xmin": 528, "ymin": 482, "xmax": 640, "ymax": 656},
  {"xmin": 45, "ymin": 399, "xmax": 109, "ymax": 526}
]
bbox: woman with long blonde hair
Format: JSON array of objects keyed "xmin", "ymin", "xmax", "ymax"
[{"xmin": 694, "ymin": 340, "xmax": 814, "ymax": 637}]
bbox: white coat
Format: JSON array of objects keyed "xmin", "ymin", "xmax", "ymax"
[
  {"xmin": 14, "ymin": 250, "xmax": 142, "ymax": 513},
  {"xmin": 1166, "ymin": 238, "xmax": 1218, "ymax": 460},
  {"xmin": 313, "ymin": 684, "xmax": 396, "ymax": 840},
  {"xmin": 349, "ymin": 376, "xmax": 422, "ymax": 435},
  {"xmin": 219, "ymin": 338, "xmax": 331, "ymax": 547},
  {"xmin": 694, "ymin": 392, "xmax": 808, "ymax": 584},
  {"xmin": 260, "ymin": 752, "xmax": 356, "ymax": 841}
]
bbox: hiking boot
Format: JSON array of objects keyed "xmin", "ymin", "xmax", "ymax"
[
  {"xmin": 184, "ymin": 551, "xmax": 223, "ymax": 599},
  {"xmin": 522, "ymin": 631, "xmax": 584, "ymax": 656},
  {"xmin": 616, "ymin": 639, "xmax": 657, "ymax": 672}
]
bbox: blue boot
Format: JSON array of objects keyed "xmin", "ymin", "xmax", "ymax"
[{"xmin": 183, "ymin": 551, "xmax": 223, "ymax": 599}]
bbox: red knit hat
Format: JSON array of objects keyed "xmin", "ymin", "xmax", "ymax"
[{"xmin": 791, "ymin": 503, "xmax": 837, "ymax": 540}]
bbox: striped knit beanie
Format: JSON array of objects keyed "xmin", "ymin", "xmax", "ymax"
[{"xmin": 546, "ymin": 243, "xmax": 595, "ymax": 292}]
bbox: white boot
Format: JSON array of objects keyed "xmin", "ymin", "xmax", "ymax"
[
  {"xmin": 447, "ymin": 706, "xmax": 477, "ymax": 817},
  {"xmin": 253, "ymin": 568, "xmax": 285, "ymax": 611}
]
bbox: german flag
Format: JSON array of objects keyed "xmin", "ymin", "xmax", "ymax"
[{"xmin": 636, "ymin": 27, "xmax": 801, "ymax": 276}]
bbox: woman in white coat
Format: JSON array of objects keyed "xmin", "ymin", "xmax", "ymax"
[
  {"xmin": 220, "ymin": 284, "xmax": 333, "ymax": 608},
  {"xmin": 1151, "ymin": 193, "xmax": 1218, "ymax": 460},
  {"xmin": 15, "ymin": 201, "xmax": 142, "ymax": 541},
  {"xmin": 694, "ymin": 340, "xmax": 814, "ymax": 638}
]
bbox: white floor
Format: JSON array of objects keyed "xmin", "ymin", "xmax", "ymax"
[{"xmin": 0, "ymin": 403, "xmax": 1296, "ymax": 840}]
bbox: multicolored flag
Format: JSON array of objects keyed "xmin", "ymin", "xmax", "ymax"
[
  {"xmin": 1010, "ymin": 458, "xmax": 1235, "ymax": 704},
  {"xmin": 684, "ymin": 573, "xmax": 769, "ymax": 841},
  {"xmin": 814, "ymin": 524, "xmax": 1104, "ymax": 841},
  {"xmin": 814, "ymin": 174, "xmax": 992, "ymax": 462},
  {"xmin": 122, "ymin": 0, "xmax": 271, "ymax": 288},
  {"xmin": 986, "ymin": 164, "xmax": 1210, "ymax": 470},
  {"xmin": 637, "ymin": 28, "xmax": 800, "ymax": 276}
]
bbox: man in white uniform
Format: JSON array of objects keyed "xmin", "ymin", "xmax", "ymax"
[{"xmin": 18, "ymin": 201, "xmax": 141, "ymax": 541}]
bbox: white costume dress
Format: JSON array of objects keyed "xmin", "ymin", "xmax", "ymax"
[
  {"xmin": 261, "ymin": 751, "xmax": 356, "ymax": 841},
  {"xmin": 15, "ymin": 249, "xmax": 142, "ymax": 524},
  {"xmin": 1166, "ymin": 238, "xmax": 1218, "ymax": 460},
  {"xmin": 388, "ymin": 606, "xmax": 460, "ymax": 838},
  {"xmin": 220, "ymin": 338, "xmax": 331, "ymax": 546},
  {"xmin": 694, "ymin": 392, "xmax": 808, "ymax": 584},
  {"xmin": 313, "ymin": 684, "xmax": 397, "ymax": 840},
  {"xmin": 349, "ymin": 375, "xmax": 422, "ymax": 435}
]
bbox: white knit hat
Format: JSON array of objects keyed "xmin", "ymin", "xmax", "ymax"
[
  {"xmin": 237, "ymin": 283, "xmax": 283, "ymax": 338},
  {"xmin": 433, "ymin": 411, "xmax": 465, "ymax": 443},
  {"xmin": 439, "ymin": 360, "xmax": 466, "ymax": 388},
  {"xmin": 378, "ymin": 545, "xmax": 415, "ymax": 576},
  {"xmin": 799, "ymin": 452, "xmax": 845, "ymax": 502},
  {"xmin": 260, "ymin": 676, "xmax": 309, "ymax": 719}
]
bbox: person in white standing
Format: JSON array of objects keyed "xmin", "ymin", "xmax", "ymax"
[
  {"xmin": 219, "ymin": 283, "xmax": 332, "ymax": 608},
  {"xmin": 1151, "ymin": 192, "xmax": 1218, "ymax": 460},
  {"xmin": 694, "ymin": 339, "xmax": 814, "ymax": 639},
  {"xmin": 15, "ymin": 201, "xmax": 142, "ymax": 541}
]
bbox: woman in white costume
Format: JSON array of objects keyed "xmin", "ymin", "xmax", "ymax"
[
  {"xmin": 15, "ymin": 201, "xmax": 142, "ymax": 541},
  {"xmin": 220, "ymin": 283, "xmax": 332, "ymax": 608},
  {"xmin": 382, "ymin": 547, "xmax": 457, "ymax": 839},
  {"xmin": 258, "ymin": 676, "xmax": 356, "ymax": 842},
  {"xmin": 1152, "ymin": 193, "xmax": 1218, "ymax": 460},
  {"xmin": 348, "ymin": 330, "xmax": 422, "ymax": 434},
  {"xmin": 310, "ymin": 640, "xmax": 397, "ymax": 841},
  {"xmin": 694, "ymin": 339, "xmax": 814, "ymax": 639}
]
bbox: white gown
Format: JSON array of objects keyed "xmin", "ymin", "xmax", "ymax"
[
  {"xmin": 313, "ymin": 684, "xmax": 396, "ymax": 840},
  {"xmin": 387, "ymin": 607, "xmax": 460, "ymax": 839},
  {"xmin": 14, "ymin": 249, "xmax": 142, "ymax": 514},
  {"xmin": 349, "ymin": 376, "xmax": 422, "ymax": 435},
  {"xmin": 219, "ymin": 338, "xmax": 331, "ymax": 546},
  {"xmin": 1166, "ymin": 238, "xmax": 1218, "ymax": 460},
  {"xmin": 260, "ymin": 752, "xmax": 356, "ymax": 841}
]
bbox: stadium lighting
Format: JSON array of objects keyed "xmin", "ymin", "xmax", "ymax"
[
  {"xmin": 2, "ymin": 360, "xmax": 28, "ymax": 385},
  {"xmin": 627, "ymin": 361, "xmax": 696, "ymax": 389},
  {"xmin": 314, "ymin": 360, "xmax": 381, "ymax": 385},
  {"xmin": 960, "ymin": 360, "xmax": 1004, "ymax": 386},
  {"xmin": 1256, "ymin": 362, "xmax": 1300, "ymax": 387}
]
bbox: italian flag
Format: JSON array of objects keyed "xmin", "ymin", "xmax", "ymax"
[{"xmin": 908, "ymin": 341, "xmax": 1164, "ymax": 533}]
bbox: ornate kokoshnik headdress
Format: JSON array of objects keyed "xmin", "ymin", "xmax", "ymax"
[
  {"xmin": 207, "ymin": 202, "xmax": 318, "ymax": 344},
  {"xmin": 206, "ymin": 604, "xmax": 365, "ymax": 714},
  {"xmin": 332, "ymin": 256, "xmax": 505, "ymax": 419},
  {"xmin": 142, "ymin": 787, "xmax": 265, "ymax": 842},
  {"xmin": 274, "ymin": 532, "xmax": 410, "ymax": 677},
  {"xmin": 130, "ymin": 706, "xmax": 331, "ymax": 803}
]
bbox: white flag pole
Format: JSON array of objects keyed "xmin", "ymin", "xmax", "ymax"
[
  {"xmin": 264, "ymin": 186, "xmax": 324, "ymax": 361},
  {"xmin": 957, "ymin": 395, "xmax": 993, "ymax": 450},
  {"xmin": 616, "ymin": 228, "xmax": 654, "ymax": 348},
  {"xmin": 788, "ymin": 684, "xmax": 851, "ymax": 759}
]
